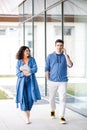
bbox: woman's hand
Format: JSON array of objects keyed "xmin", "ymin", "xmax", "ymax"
[
  {"xmin": 20, "ymin": 64, "xmax": 31, "ymax": 76},
  {"xmin": 23, "ymin": 70, "xmax": 31, "ymax": 76}
]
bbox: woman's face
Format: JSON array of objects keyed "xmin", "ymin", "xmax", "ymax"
[{"xmin": 24, "ymin": 48, "xmax": 30, "ymax": 57}]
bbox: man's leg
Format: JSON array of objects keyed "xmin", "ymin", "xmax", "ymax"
[
  {"xmin": 48, "ymin": 80, "xmax": 58, "ymax": 118},
  {"xmin": 58, "ymin": 82, "xmax": 67, "ymax": 123}
]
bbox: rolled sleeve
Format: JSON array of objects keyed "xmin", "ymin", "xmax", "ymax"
[{"xmin": 45, "ymin": 55, "xmax": 50, "ymax": 72}]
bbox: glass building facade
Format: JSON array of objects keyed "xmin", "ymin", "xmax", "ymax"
[{"xmin": 18, "ymin": 0, "xmax": 87, "ymax": 117}]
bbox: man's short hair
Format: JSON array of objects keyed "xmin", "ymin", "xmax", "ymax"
[{"xmin": 55, "ymin": 39, "xmax": 64, "ymax": 45}]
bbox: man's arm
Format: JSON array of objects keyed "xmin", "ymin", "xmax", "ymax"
[
  {"xmin": 45, "ymin": 71, "xmax": 50, "ymax": 80},
  {"xmin": 63, "ymin": 48, "xmax": 73, "ymax": 67}
]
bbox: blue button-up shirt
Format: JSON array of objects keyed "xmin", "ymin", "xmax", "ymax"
[{"xmin": 45, "ymin": 52, "xmax": 68, "ymax": 82}]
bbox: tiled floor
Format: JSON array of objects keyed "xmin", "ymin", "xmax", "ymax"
[{"xmin": 0, "ymin": 99, "xmax": 87, "ymax": 130}]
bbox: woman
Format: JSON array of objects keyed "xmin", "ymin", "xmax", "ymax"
[{"xmin": 15, "ymin": 46, "xmax": 41, "ymax": 124}]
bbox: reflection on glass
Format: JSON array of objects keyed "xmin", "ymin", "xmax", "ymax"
[
  {"xmin": 33, "ymin": 14, "xmax": 45, "ymax": 96},
  {"xmin": 46, "ymin": 4, "xmax": 62, "ymax": 55},
  {"xmin": 64, "ymin": 0, "xmax": 87, "ymax": 117}
]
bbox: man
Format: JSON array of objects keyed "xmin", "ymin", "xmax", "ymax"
[{"xmin": 45, "ymin": 39, "xmax": 73, "ymax": 124}]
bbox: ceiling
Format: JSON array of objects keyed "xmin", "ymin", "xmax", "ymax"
[
  {"xmin": 0, "ymin": 0, "xmax": 87, "ymax": 16},
  {"xmin": 0, "ymin": 0, "xmax": 24, "ymax": 15}
]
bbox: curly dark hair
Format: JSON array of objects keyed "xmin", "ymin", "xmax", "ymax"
[
  {"xmin": 55, "ymin": 39, "xmax": 64, "ymax": 45},
  {"xmin": 16, "ymin": 46, "xmax": 31, "ymax": 59}
]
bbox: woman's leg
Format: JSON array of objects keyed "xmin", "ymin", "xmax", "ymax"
[{"xmin": 25, "ymin": 110, "xmax": 30, "ymax": 124}]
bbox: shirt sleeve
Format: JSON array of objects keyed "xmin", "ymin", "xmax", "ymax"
[
  {"xmin": 45, "ymin": 55, "xmax": 50, "ymax": 72},
  {"xmin": 29, "ymin": 57, "xmax": 38, "ymax": 74},
  {"xmin": 16, "ymin": 60, "xmax": 24, "ymax": 78}
]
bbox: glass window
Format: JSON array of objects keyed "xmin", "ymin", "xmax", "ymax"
[
  {"xmin": 34, "ymin": 0, "xmax": 44, "ymax": 15},
  {"xmin": 33, "ymin": 14, "xmax": 45, "ymax": 95},
  {"xmin": 25, "ymin": 21, "xmax": 33, "ymax": 53},
  {"xmin": 46, "ymin": 4, "xmax": 62, "ymax": 55},
  {"xmin": 0, "ymin": 26, "xmax": 19, "ymax": 75},
  {"xmin": 19, "ymin": 3, "xmax": 24, "ymax": 22},
  {"xmin": 64, "ymin": 0, "xmax": 87, "ymax": 116},
  {"xmin": 46, "ymin": 0, "xmax": 60, "ymax": 8},
  {"xmin": 24, "ymin": 0, "xmax": 32, "ymax": 21},
  {"xmin": 18, "ymin": 0, "xmax": 87, "ymax": 116}
]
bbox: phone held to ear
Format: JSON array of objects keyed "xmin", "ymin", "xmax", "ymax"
[{"xmin": 61, "ymin": 48, "xmax": 64, "ymax": 53}]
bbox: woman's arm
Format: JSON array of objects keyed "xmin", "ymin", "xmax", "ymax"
[
  {"xmin": 16, "ymin": 60, "xmax": 24, "ymax": 78},
  {"xmin": 29, "ymin": 57, "xmax": 38, "ymax": 74}
]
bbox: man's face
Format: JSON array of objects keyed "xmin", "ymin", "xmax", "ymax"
[{"xmin": 55, "ymin": 42, "xmax": 64, "ymax": 53}]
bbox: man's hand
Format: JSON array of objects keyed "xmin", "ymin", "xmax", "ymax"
[{"xmin": 62, "ymin": 48, "xmax": 67, "ymax": 55}]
